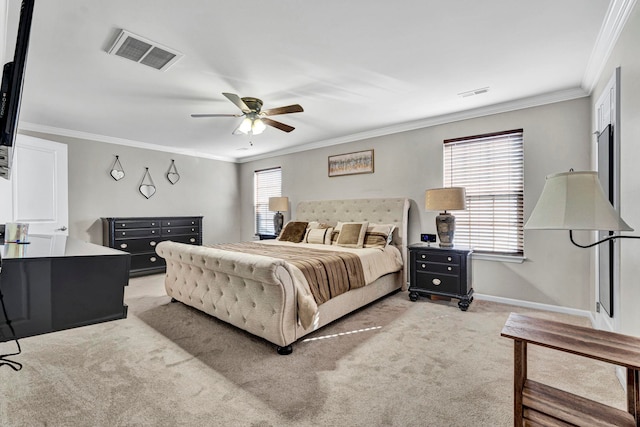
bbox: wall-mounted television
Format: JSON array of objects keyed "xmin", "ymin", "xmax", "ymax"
[{"xmin": 0, "ymin": 0, "xmax": 35, "ymax": 180}]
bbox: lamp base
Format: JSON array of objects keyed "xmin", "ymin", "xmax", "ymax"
[
  {"xmin": 273, "ymin": 212, "xmax": 284, "ymax": 235},
  {"xmin": 435, "ymin": 212, "xmax": 456, "ymax": 247}
]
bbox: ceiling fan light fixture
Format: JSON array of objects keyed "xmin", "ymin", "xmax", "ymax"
[
  {"xmin": 238, "ymin": 117, "xmax": 253, "ymax": 134},
  {"xmin": 252, "ymin": 118, "xmax": 266, "ymax": 135}
]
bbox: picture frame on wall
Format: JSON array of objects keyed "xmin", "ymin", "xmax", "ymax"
[{"xmin": 328, "ymin": 149, "xmax": 374, "ymax": 177}]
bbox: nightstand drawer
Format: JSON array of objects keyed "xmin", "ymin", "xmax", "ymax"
[
  {"xmin": 162, "ymin": 226, "xmax": 199, "ymax": 236},
  {"xmin": 115, "ymin": 220, "xmax": 159, "ymax": 229},
  {"xmin": 131, "ymin": 253, "xmax": 166, "ymax": 271},
  {"xmin": 414, "ymin": 251, "xmax": 460, "ymax": 264},
  {"xmin": 162, "ymin": 219, "xmax": 199, "ymax": 227},
  {"xmin": 415, "ymin": 261, "xmax": 459, "ymax": 275},
  {"xmin": 115, "ymin": 228, "xmax": 160, "ymax": 238},
  {"xmin": 414, "ymin": 271, "xmax": 459, "ymax": 294}
]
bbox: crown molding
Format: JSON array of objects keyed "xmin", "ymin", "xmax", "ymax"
[
  {"xmin": 582, "ymin": 0, "xmax": 637, "ymax": 93},
  {"xmin": 238, "ymin": 87, "xmax": 588, "ymax": 163},
  {"xmin": 19, "ymin": 122, "xmax": 238, "ymax": 162}
]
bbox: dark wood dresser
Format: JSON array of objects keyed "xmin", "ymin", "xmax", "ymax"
[
  {"xmin": 408, "ymin": 244, "xmax": 474, "ymax": 311},
  {"xmin": 102, "ymin": 216, "xmax": 202, "ymax": 277}
]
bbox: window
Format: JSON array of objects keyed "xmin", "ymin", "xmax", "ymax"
[
  {"xmin": 254, "ymin": 167, "xmax": 282, "ymax": 235},
  {"xmin": 443, "ymin": 129, "xmax": 524, "ymax": 256}
]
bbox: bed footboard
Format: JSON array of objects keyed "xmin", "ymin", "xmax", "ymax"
[{"xmin": 156, "ymin": 241, "xmax": 314, "ymax": 347}]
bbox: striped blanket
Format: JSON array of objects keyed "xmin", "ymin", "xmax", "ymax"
[{"xmin": 210, "ymin": 242, "xmax": 366, "ymax": 304}]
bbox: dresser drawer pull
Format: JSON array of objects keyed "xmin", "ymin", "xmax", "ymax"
[
  {"xmin": 191, "ymin": 228, "xmax": 196, "ymax": 232},
  {"xmin": 448, "ymin": 267, "xmax": 452, "ymax": 271},
  {"xmin": 421, "ymin": 263, "xmax": 426, "ymax": 268},
  {"xmin": 167, "ymin": 222, "xmax": 171, "ymax": 225},
  {"xmin": 151, "ymin": 222, "xmax": 156, "ymax": 226},
  {"xmin": 122, "ymin": 231, "xmax": 126, "ymax": 236},
  {"xmin": 447, "ymin": 257, "xmax": 452, "ymax": 261},
  {"xmin": 150, "ymin": 257, "xmax": 157, "ymax": 262},
  {"xmin": 120, "ymin": 243, "xmax": 128, "ymax": 249},
  {"xmin": 421, "ymin": 254, "xmax": 426, "ymax": 259},
  {"xmin": 167, "ymin": 230, "xmax": 171, "ymax": 233},
  {"xmin": 190, "ymin": 238, "xmax": 196, "ymax": 243},
  {"xmin": 432, "ymin": 278, "xmax": 441, "ymax": 286},
  {"xmin": 120, "ymin": 223, "xmax": 126, "ymax": 227},
  {"xmin": 191, "ymin": 221, "xmax": 195, "ymax": 225},
  {"xmin": 149, "ymin": 241, "xmax": 157, "ymax": 247},
  {"xmin": 152, "ymin": 230, "xmax": 156, "ymax": 234}
]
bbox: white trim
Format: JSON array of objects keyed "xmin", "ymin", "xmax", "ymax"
[
  {"xmin": 0, "ymin": 1, "xmax": 7, "ymax": 65},
  {"xmin": 474, "ymin": 293, "xmax": 595, "ymax": 326},
  {"xmin": 19, "ymin": 86, "xmax": 587, "ymax": 165},
  {"xmin": 18, "ymin": 122, "xmax": 237, "ymax": 162},
  {"xmin": 582, "ymin": 0, "xmax": 637, "ymax": 93},
  {"xmin": 238, "ymin": 87, "xmax": 588, "ymax": 163}
]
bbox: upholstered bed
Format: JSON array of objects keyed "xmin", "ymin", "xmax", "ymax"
[{"xmin": 155, "ymin": 198, "xmax": 410, "ymax": 354}]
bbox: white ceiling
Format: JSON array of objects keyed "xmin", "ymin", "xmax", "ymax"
[{"xmin": 7, "ymin": 0, "xmax": 619, "ymax": 162}]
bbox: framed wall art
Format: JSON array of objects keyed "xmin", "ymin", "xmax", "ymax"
[{"xmin": 328, "ymin": 149, "xmax": 374, "ymax": 177}]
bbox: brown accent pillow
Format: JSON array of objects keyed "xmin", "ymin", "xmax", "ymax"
[
  {"xmin": 335, "ymin": 221, "xmax": 369, "ymax": 248},
  {"xmin": 363, "ymin": 223, "xmax": 396, "ymax": 248},
  {"xmin": 278, "ymin": 221, "xmax": 309, "ymax": 242}
]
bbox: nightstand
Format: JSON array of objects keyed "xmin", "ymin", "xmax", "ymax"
[
  {"xmin": 258, "ymin": 234, "xmax": 278, "ymax": 240},
  {"xmin": 408, "ymin": 244, "xmax": 474, "ymax": 311}
]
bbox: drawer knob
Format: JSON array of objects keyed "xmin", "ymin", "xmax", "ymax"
[
  {"xmin": 152, "ymin": 230, "xmax": 156, "ymax": 234},
  {"xmin": 150, "ymin": 241, "xmax": 157, "ymax": 247},
  {"xmin": 448, "ymin": 267, "xmax": 452, "ymax": 271},
  {"xmin": 120, "ymin": 223, "xmax": 126, "ymax": 227},
  {"xmin": 191, "ymin": 221, "xmax": 195, "ymax": 225},
  {"xmin": 167, "ymin": 222, "xmax": 171, "ymax": 225},
  {"xmin": 120, "ymin": 243, "xmax": 128, "ymax": 249},
  {"xmin": 122, "ymin": 232, "xmax": 126, "ymax": 235},
  {"xmin": 152, "ymin": 222, "xmax": 156, "ymax": 226},
  {"xmin": 421, "ymin": 254, "xmax": 426, "ymax": 259},
  {"xmin": 421, "ymin": 263, "xmax": 426, "ymax": 268},
  {"xmin": 191, "ymin": 228, "xmax": 195, "ymax": 232},
  {"xmin": 447, "ymin": 257, "xmax": 452, "ymax": 261},
  {"xmin": 432, "ymin": 278, "xmax": 441, "ymax": 286},
  {"xmin": 150, "ymin": 257, "xmax": 157, "ymax": 262},
  {"xmin": 167, "ymin": 230, "xmax": 171, "ymax": 233},
  {"xmin": 190, "ymin": 238, "xmax": 195, "ymax": 243}
]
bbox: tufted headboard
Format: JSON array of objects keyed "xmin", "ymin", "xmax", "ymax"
[{"xmin": 296, "ymin": 198, "xmax": 410, "ymax": 284}]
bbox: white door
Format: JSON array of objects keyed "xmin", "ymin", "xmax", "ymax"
[{"xmin": 12, "ymin": 135, "xmax": 68, "ymax": 235}]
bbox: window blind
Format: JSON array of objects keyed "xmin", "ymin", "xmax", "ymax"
[
  {"xmin": 444, "ymin": 130, "xmax": 524, "ymax": 255},
  {"xmin": 254, "ymin": 167, "xmax": 282, "ymax": 234}
]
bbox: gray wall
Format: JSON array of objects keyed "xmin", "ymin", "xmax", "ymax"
[
  {"xmin": 240, "ymin": 98, "xmax": 594, "ymax": 310},
  {"xmin": 591, "ymin": 5, "xmax": 640, "ymax": 336},
  {"xmin": 23, "ymin": 131, "xmax": 241, "ymax": 246}
]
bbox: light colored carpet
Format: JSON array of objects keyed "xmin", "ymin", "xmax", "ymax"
[{"xmin": 0, "ymin": 274, "xmax": 626, "ymax": 426}]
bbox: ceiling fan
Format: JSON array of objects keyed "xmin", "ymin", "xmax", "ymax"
[{"xmin": 191, "ymin": 93, "xmax": 303, "ymax": 135}]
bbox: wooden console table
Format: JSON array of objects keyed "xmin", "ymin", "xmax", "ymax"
[{"xmin": 501, "ymin": 313, "xmax": 639, "ymax": 427}]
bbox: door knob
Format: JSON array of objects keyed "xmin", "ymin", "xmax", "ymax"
[{"xmin": 56, "ymin": 226, "xmax": 68, "ymax": 231}]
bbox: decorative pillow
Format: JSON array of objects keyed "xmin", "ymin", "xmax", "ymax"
[
  {"xmin": 305, "ymin": 228, "xmax": 329, "ymax": 244},
  {"xmin": 364, "ymin": 223, "xmax": 396, "ymax": 248},
  {"xmin": 277, "ymin": 221, "xmax": 309, "ymax": 242},
  {"xmin": 335, "ymin": 221, "xmax": 369, "ymax": 248},
  {"xmin": 324, "ymin": 227, "xmax": 334, "ymax": 245}
]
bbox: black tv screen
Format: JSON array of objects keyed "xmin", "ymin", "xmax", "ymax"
[{"xmin": 0, "ymin": 0, "xmax": 35, "ymax": 180}]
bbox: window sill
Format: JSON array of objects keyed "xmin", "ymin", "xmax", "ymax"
[{"xmin": 471, "ymin": 253, "xmax": 526, "ymax": 263}]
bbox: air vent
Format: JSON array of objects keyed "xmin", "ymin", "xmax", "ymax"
[
  {"xmin": 108, "ymin": 30, "xmax": 183, "ymax": 71},
  {"xmin": 458, "ymin": 87, "xmax": 490, "ymax": 98}
]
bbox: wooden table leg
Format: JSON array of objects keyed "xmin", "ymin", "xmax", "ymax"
[
  {"xmin": 514, "ymin": 339, "xmax": 527, "ymax": 426},
  {"xmin": 628, "ymin": 368, "xmax": 639, "ymax": 426}
]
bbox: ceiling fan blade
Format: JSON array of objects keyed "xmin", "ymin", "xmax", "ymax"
[
  {"xmin": 191, "ymin": 113, "xmax": 241, "ymax": 118},
  {"xmin": 262, "ymin": 117, "xmax": 295, "ymax": 133},
  {"xmin": 223, "ymin": 92, "xmax": 251, "ymax": 113},
  {"xmin": 261, "ymin": 104, "xmax": 304, "ymax": 116}
]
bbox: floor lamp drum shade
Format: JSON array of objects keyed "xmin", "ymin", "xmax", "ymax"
[
  {"xmin": 525, "ymin": 171, "xmax": 632, "ymax": 231},
  {"xmin": 425, "ymin": 187, "xmax": 467, "ymax": 247},
  {"xmin": 269, "ymin": 196, "xmax": 289, "ymax": 235}
]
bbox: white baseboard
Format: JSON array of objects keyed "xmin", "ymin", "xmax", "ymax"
[{"xmin": 474, "ymin": 293, "xmax": 596, "ymax": 325}]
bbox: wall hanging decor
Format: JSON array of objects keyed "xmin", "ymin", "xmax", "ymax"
[
  {"xmin": 110, "ymin": 155, "xmax": 125, "ymax": 181},
  {"xmin": 139, "ymin": 167, "xmax": 156, "ymax": 199},
  {"xmin": 166, "ymin": 159, "xmax": 180, "ymax": 184},
  {"xmin": 328, "ymin": 149, "xmax": 374, "ymax": 177}
]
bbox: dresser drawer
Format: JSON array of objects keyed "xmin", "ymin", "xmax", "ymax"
[
  {"xmin": 162, "ymin": 226, "xmax": 199, "ymax": 236},
  {"xmin": 114, "ymin": 219, "xmax": 160, "ymax": 229},
  {"xmin": 414, "ymin": 251, "xmax": 460, "ymax": 264},
  {"xmin": 414, "ymin": 271, "xmax": 459, "ymax": 294},
  {"xmin": 166, "ymin": 234, "xmax": 200, "ymax": 245},
  {"xmin": 415, "ymin": 261, "xmax": 459, "ymax": 276},
  {"xmin": 115, "ymin": 237, "xmax": 162, "ymax": 253},
  {"xmin": 114, "ymin": 228, "xmax": 160, "ymax": 239},
  {"xmin": 130, "ymin": 253, "xmax": 166, "ymax": 271},
  {"xmin": 162, "ymin": 218, "xmax": 199, "ymax": 227}
]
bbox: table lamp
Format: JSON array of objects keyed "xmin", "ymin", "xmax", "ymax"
[
  {"xmin": 425, "ymin": 187, "xmax": 467, "ymax": 247},
  {"xmin": 269, "ymin": 196, "xmax": 289, "ymax": 235}
]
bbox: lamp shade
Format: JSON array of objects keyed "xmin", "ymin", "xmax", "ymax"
[
  {"xmin": 425, "ymin": 187, "xmax": 467, "ymax": 212},
  {"xmin": 525, "ymin": 171, "xmax": 633, "ymax": 231},
  {"xmin": 269, "ymin": 196, "xmax": 289, "ymax": 212}
]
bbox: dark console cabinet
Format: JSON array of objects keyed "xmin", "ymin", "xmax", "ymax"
[
  {"xmin": 0, "ymin": 235, "xmax": 129, "ymax": 342},
  {"xmin": 102, "ymin": 216, "xmax": 202, "ymax": 277},
  {"xmin": 408, "ymin": 244, "xmax": 474, "ymax": 311}
]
